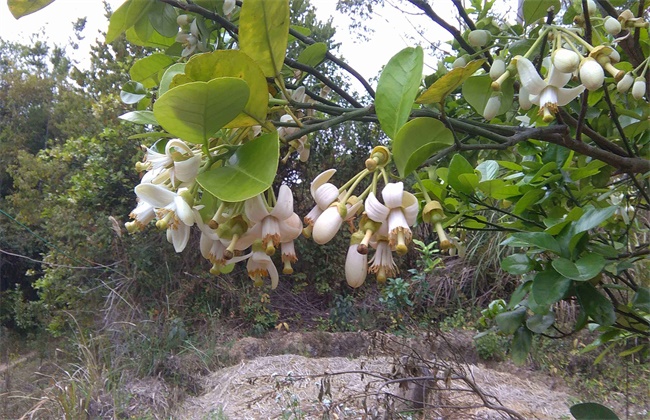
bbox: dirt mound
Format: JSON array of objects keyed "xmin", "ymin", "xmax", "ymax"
[{"xmin": 177, "ymin": 332, "xmax": 575, "ymax": 419}]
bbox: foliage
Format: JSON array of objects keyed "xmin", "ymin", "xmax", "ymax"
[{"xmin": 3, "ymin": 0, "xmax": 650, "ymax": 380}]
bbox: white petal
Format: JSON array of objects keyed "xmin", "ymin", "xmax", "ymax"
[
  {"xmin": 165, "ymin": 139, "xmax": 192, "ymax": 155},
  {"xmin": 345, "ymin": 245, "xmax": 368, "ymax": 288},
  {"xmin": 382, "ymin": 182, "xmax": 404, "ymax": 209},
  {"xmin": 174, "ymin": 155, "xmax": 201, "ymax": 183},
  {"xmin": 304, "ymin": 205, "xmax": 323, "ymax": 225},
  {"xmin": 279, "ymin": 213, "xmax": 302, "ymax": 242},
  {"xmin": 519, "ymin": 86, "xmax": 533, "ymax": 110},
  {"xmin": 223, "ymin": 0, "xmax": 236, "ymax": 15},
  {"xmin": 310, "ymin": 169, "xmax": 336, "ymax": 198},
  {"xmin": 174, "ymin": 195, "xmax": 195, "ymax": 226},
  {"xmin": 171, "ymin": 223, "xmax": 190, "ymax": 252},
  {"xmin": 268, "ymin": 261, "xmax": 279, "ymax": 289},
  {"xmin": 270, "ymin": 184, "xmax": 294, "ymax": 220},
  {"xmin": 245, "ymin": 193, "xmax": 270, "ymax": 223},
  {"xmin": 547, "ymin": 65, "xmax": 572, "ymax": 88},
  {"xmin": 200, "ymin": 233, "xmax": 213, "ymax": 260},
  {"xmin": 401, "ymin": 192, "xmax": 419, "ymax": 226},
  {"xmin": 344, "ymin": 200, "xmax": 363, "ymax": 221},
  {"xmin": 135, "ymin": 183, "xmax": 176, "ymax": 208},
  {"xmin": 314, "ymin": 183, "xmax": 339, "ymax": 210},
  {"xmin": 483, "ymin": 95, "xmax": 501, "ymax": 120},
  {"xmin": 538, "ymin": 86, "xmax": 559, "ymax": 108},
  {"xmin": 516, "ymin": 56, "xmax": 547, "ymax": 96},
  {"xmin": 365, "ymin": 192, "xmax": 389, "ymax": 222},
  {"xmin": 312, "ymin": 206, "xmax": 343, "ymax": 245},
  {"xmin": 388, "ymin": 209, "xmax": 409, "ymax": 237},
  {"xmin": 556, "ymin": 85, "xmax": 585, "ymax": 106}
]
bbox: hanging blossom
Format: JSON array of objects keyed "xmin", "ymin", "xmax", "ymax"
[
  {"xmin": 368, "ymin": 224, "xmax": 397, "ymax": 283},
  {"xmin": 144, "ymin": 139, "xmax": 201, "ymax": 186},
  {"xmin": 133, "ymin": 184, "xmax": 199, "ymax": 252},
  {"xmin": 279, "ymin": 213, "xmax": 303, "ymax": 274},
  {"xmin": 245, "ymin": 184, "xmax": 297, "ymax": 255},
  {"xmin": 364, "ymin": 182, "xmax": 419, "ymax": 256},
  {"xmin": 515, "ymin": 56, "xmax": 584, "ymax": 122},
  {"xmin": 303, "ymin": 169, "xmax": 341, "ymax": 235}
]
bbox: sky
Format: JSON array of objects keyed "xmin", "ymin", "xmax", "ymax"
[{"xmin": 0, "ymin": 0, "xmax": 491, "ymax": 90}]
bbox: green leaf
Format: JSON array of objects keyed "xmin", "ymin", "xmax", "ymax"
[
  {"xmin": 531, "ymin": 269, "xmax": 571, "ymax": 307},
  {"xmin": 8, "ymin": 0, "xmax": 55, "ymax": 18},
  {"xmin": 416, "ymin": 59, "xmax": 485, "ymax": 104},
  {"xmin": 393, "ymin": 118, "xmax": 453, "ymax": 177},
  {"xmin": 573, "ymin": 205, "xmax": 617, "ymax": 234},
  {"xmin": 632, "ymin": 287, "xmax": 650, "ymax": 312},
  {"xmin": 183, "ymin": 50, "xmax": 269, "ymax": 127},
  {"xmin": 495, "ymin": 306, "xmax": 526, "ymax": 335},
  {"xmin": 239, "ymin": 0, "xmax": 290, "ymax": 77},
  {"xmin": 125, "ymin": 26, "xmax": 176, "ymax": 48},
  {"xmin": 148, "ymin": 1, "xmax": 179, "ymax": 38},
  {"xmin": 576, "ymin": 283, "xmax": 616, "ymax": 327},
  {"xmin": 478, "ymin": 180, "xmax": 520, "ymax": 199},
  {"xmin": 297, "ymin": 42, "xmax": 328, "ymax": 68},
  {"xmin": 475, "ymin": 160, "xmax": 499, "ymax": 181},
  {"xmin": 106, "ymin": 0, "xmax": 131, "ymax": 43},
  {"xmin": 196, "ymin": 132, "xmax": 280, "ymax": 202},
  {"xmin": 119, "ymin": 111, "xmax": 158, "ymax": 125},
  {"xmin": 153, "ymin": 78, "xmax": 250, "ymax": 144},
  {"xmin": 526, "ymin": 312, "xmax": 555, "ymax": 333},
  {"xmin": 120, "ymin": 81, "xmax": 147, "ymax": 104},
  {"xmin": 462, "ymin": 74, "xmax": 514, "ymax": 117},
  {"xmin": 130, "ymin": 54, "xmax": 175, "ymax": 89},
  {"xmin": 552, "ymin": 254, "xmax": 606, "ymax": 281},
  {"xmin": 447, "ymin": 154, "xmax": 475, "ymax": 197},
  {"xmin": 375, "ymin": 46, "xmax": 424, "ymax": 139},
  {"xmin": 570, "ymin": 403, "xmax": 619, "ymax": 420},
  {"xmin": 513, "ymin": 189, "xmax": 545, "ymax": 216},
  {"xmin": 510, "ymin": 232, "xmax": 562, "ymax": 254},
  {"xmin": 501, "ymin": 254, "xmax": 535, "ymax": 275},
  {"xmin": 511, "ymin": 326, "xmax": 532, "ymax": 365},
  {"xmin": 159, "ymin": 63, "xmax": 186, "ymax": 97},
  {"xmin": 522, "ymin": 0, "xmax": 561, "ymax": 25}
]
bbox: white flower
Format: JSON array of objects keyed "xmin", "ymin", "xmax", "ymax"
[
  {"xmin": 632, "ymin": 77, "xmax": 646, "ymax": 100},
  {"xmin": 247, "ymin": 241, "xmax": 280, "ymax": 289},
  {"xmin": 135, "ymin": 184, "xmax": 196, "ymax": 252},
  {"xmin": 312, "ymin": 200, "xmax": 363, "ymax": 245},
  {"xmin": 126, "ymin": 199, "xmax": 155, "ymax": 232},
  {"xmin": 146, "ymin": 139, "xmax": 200, "ymax": 186},
  {"xmin": 617, "ymin": 73, "xmax": 634, "ymax": 93},
  {"xmin": 304, "ymin": 169, "xmax": 340, "ymax": 229},
  {"xmin": 280, "ymin": 212, "xmax": 302, "ymax": 274},
  {"xmin": 365, "ymin": 182, "xmax": 418, "ymax": 255},
  {"xmin": 516, "ymin": 56, "xmax": 585, "ymax": 122},
  {"xmin": 368, "ymin": 240, "xmax": 397, "ymax": 284},
  {"xmin": 245, "ymin": 184, "xmax": 295, "ymax": 254}
]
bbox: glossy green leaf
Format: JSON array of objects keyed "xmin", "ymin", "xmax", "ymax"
[
  {"xmin": 570, "ymin": 403, "xmax": 619, "ymax": 420},
  {"xmin": 183, "ymin": 50, "xmax": 269, "ymax": 127},
  {"xmin": 375, "ymin": 46, "xmax": 423, "ymax": 139},
  {"xmin": 297, "ymin": 42, "xmax": 328, "ymax": 68},
  {"xmin": 120, "ymin": 81, "xmax": 147, "ymax": 104},
  {"xmin": 393, "ymin": 118, "xmax": 453, "ymax": 178},
  {"xmin": 239, "ymin": 0, "xmax": 290, "ymax": 77},
  {"xmin": 130, "ymin": 54, "xmax": 175, "ymax": 89},
  {"xmin": 552, "ymin": 254, "xmax": 606, "ymax": 281},
  {"xmin": 416, "ymin": 59, "xmax": 485, "ymax": 104},
  {"xmin": 106, "ymin": 0, "xmax": 131, "ymax": 43},
  {"xmin": 576, "ymin": 283, "xmax": 616, "ymax": 326},
  {"xmin": 531, "ymin": 269, "xmax": 571, "ymax": 307},
  {"xmin": 8, "ymin": 0, "xmax": 55, "ymax": 18},
  {"xmin": 501, "ymin": 254, "xmax": 535, "ymax": 275},
  {"xmin": 573, "ymin": 205, "xmax": 617, "ymax": 234},
  {"xmin": 196, "ymin": 132, "xmax": 279, "ymax": 202},
  {"xmin": 159, "ymin": 63, "xmax": 186, "ymax": 97},
  {"xmin": 125, "ymin": 26, "xmax": 176, "ymax": 49},
  {"xmin": 526, "ymin": 312, "xmax": 555, "ymax": 333},
  {"xmin": 148, "ymin": 1, "xmax": 179, "ymax": 38},
  {"xmin": 153, "ymin": 78, "xmax": 250, "ymax": 144},
  {"xmin": 475, "ymin": 160, "xmax": 499, "ymax": 181},
  {"xmin": 510, "ymin": 232, "xmax": 562, "ymax": 254},
  {"xmin": 447, "ymin": 154, "xmax": 475, "ymax": 197},
  {"xmin": 478, "ymin": 180, "xmax": 520, "ymax": 199},
  {"xmin": 522, "ymin": 0, "xmax": 560, "ymax": 25},
  {"xmin": 495, "ymin": 306, "xmax": 526, "ymax": 335},
  {"xmin": 462, "ymin": 74, "xmax": 514, "ymax": 117},
  {"xmin": 511, "ymin": 326, "xmax": 532, "ymax": 365},
  {"xmin": 513, "ymin": 189, "xmax": 545, "ymax": 216},
  {"xmin": 119, "ymin": 111, "xmax": 158, "ymax": 125}
]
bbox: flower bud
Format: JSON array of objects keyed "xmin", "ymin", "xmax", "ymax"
[
  {"xmin": 604, "ymin": 16, "xmax": 622, "ymax": 35},
  {"xmin": 345, "ymin": 243, "xmax": 368, "ymax": 288},
  {"xmin": 579, "ymin": 57, "xmax": 604, "ymax": 91},
  {"xmin": 616, "ymin": 73, "xmax": 634, "ymax": 93},
  {"xmin": 468, "ymin": 30, "xmax": 491, "ymax": 47},
  {"xmin": 223, "ymin": 0, "xmax": 236, "ymax": 15},
  {"xmin": 585, "ymin": 0, "xmax": 597, "ymax": 16},
  {"xmin": 632, "ymin": 77, "xmax": 646, "ymax": 100},
  {"xmin": 483, "ymin": 94, "xmax": 501, "ymax": 120},
  {"xmin": 551, "ymin": 48, "xmax": 580, "ymax": 73},
  {"xmin": 490, "ymin": 59, "xmax": 506, "ymax": 81},
  {"xmin": 177, "ymin": 15, "xmax": 191, "ymax": 26},
  {"xmin": 452, "ymin": 56, "xmax": 467, "ymax": 69}
]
